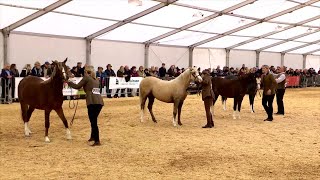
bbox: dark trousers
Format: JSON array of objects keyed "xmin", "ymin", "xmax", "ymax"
[
  {"xmin": 276, "ymin": 89, "xmax": 285, "ymax": 114},
  {"xmin": 105, "ymin": 78, "xmax": 112, "ymax": 98},
  {"xmin": 1, "ymin": 80, "xmax": 10, "ymax": 102},
  {"xmin": 87, "ymin": 104, "xmax": 103, "ymax": 142},
  {"xmin": 204, "ymin": 97, "xmax": 214, "ymax": 126},
  {"xmin": 262, "ymin": 94, "xmax": 275, "ymax": 119},
  {"xmin": 115, "ymin": 88, "xmax": 125, "ymax": 97}
]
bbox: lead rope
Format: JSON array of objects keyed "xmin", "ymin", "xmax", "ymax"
[{"xmin": 68, "ymin": 84, "xmax": 79, "ymax": 127}]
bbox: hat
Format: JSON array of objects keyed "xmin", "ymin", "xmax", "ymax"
[{"xmin": 45, "ymin": 61, "xmax": 50, "ymax": 65}]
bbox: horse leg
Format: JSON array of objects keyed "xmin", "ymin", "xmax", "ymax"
[
  {"xmin": 44, "ymin": 110, "xmax": 51, "ymax": 143},
  {"xmin": 237, "ymin": 96, "xmax": 244, "ymax": 119},
  {"xmin": 249, "ymin": 94, "xmax": 255, "ymax": 113},
  {"xmin": 222, "ymin": 97, "xmax": 227, "ymax": 111},
  {"xmin": 177, "ymin": 100, "xmax": 184, "ymax": 126},
  {"xmin": 213, "ymin": 94, "xmax": 219, "ymax": 106},
  {"xmin": 55, "ymin": 108, "xmax": 72, "ymax": 140},
  {"xmin": 140, "ymin": 95, "xmax": 147, "ymax": 123},
  {"xmin": 233, "ymin": 98, "xmax": 237, "ymax": 119},
  {"xmin": 172, "ymin": 101, "xmax": 179, "ymax": 127},
  {"xmin": 147, "ymin": 95, "xmax": 157, "ymax": 123},
  {"xmin": 20, "ymin": 103, "xmax": 31, "ymax": 136},
  {"xmin": 25, "ymin": 106, "xmax": 35, "ymax": 135}
]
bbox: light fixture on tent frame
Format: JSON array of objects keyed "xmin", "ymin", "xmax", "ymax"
[
  {"xmin": 192, "ymin": 11, "xmax": 204, "ymax": 18},
  {"xmin": 274, "ymin": 25, "xmax": 285, "ymax": 31},
  {"xmin": 307, "ymin": 28, "xmax": 316, "ymax": 33},
  {"xmin": 128, "ymin": 0, "xmax": 142, "ymax": 6}
]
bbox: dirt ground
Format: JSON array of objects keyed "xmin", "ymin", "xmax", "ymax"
[{"xmin": 0, "ymin": 87, "xmax": 319, "ymax": 180}]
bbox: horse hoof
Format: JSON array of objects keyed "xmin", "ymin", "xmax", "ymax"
[
  {"xmin": 67, "ymin": 135, "xmax": 72, "ymax": 140},
  {"xmin": 45, "ymin": 136, "xmax": 50, "ymax": 143},
  {"xmin": 178, "ymin": 123, "xmax": 182, "ymax": 126},
  {"xmin": 233, "ymin": 117, "xmax": 236, "ymax": 120}
]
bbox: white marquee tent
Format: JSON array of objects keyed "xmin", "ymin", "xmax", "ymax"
[{"xmin": 1, "ymin": 0, "xmax": 320, "ymax": 71}]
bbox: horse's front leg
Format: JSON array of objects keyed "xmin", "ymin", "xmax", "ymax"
[
  {"xmin": 222, "ymin": 97, "xmax": 227, "ymax": 111},
  {"xmin": 233, "ymin": 98, "xmax": 237, "ymax": 119},
  {"xmin": 249, "ymin": 94, "xmax": 255, "ymax": 113},
  {"xmin": 237, "ymin": 96, "xmax": 244, "ymax": 119},
  {"xmin": 55, "ymin": 108, "xmax": 72, "ymax": 140},
  {"xmin": 177, "ymin": 100, "xmax": 184, "ymax": 126},
  {"xmin": 172, "ymin": 101, "xmax": 179, "ymax": 127},
  {"xmin": 45, "ymin": 109, "xmax": 52, "ymax": 143}
]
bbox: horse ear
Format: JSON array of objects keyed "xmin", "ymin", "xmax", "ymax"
[{"xmin": 64, "ymin": 58, "xmax": 68, "ymax": 64}]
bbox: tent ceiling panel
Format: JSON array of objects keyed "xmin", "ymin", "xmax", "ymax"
[
  {"xmin": 133, "ymin": 4, "xmax": 214, "ymax": 28},
  {"xmin": 15, "ymin": 13, "xmax": 116, "ymax": 37},
  {"xmin": 97, "ymin": 23, "xmax": 173, "ymax": 42},
  {"xmin": 305, "ymin": 18, "xmax": 320, "ymax": 26},
  {"xmin": 312, "ymin": 51, "xmax": 320, "ymax": 55},
  {"xmin": 267, "ymin": 26, "xmax": 311, "ymax": 39},
  {"xmin": 234, "ymin": 38, "xmax": 282, "ymax": 50},
  {"xmin": 54, "ymin": 0, "xmax": 160, "ymax": 21},
  {"xmin": 231, "ymin": 22, "xmax": 289, "ymax": 37},
  {"xmin": 175, "ymin": 0, "xmax": 246, "ymax": 11},
  {"xmin": 313, "ymin": 1, "xmax": 320, "ymax": 6},
  {"xmin": 271, "ymin": 6, "xmax": 320, "ymax": 23},
  {"xmin": 0, "ymin": 0, "xmax": 57, "ymax": 8},
  {"xmin": 295, "ymin": 31, "xmax": 320, "ymax": 42},
  {"xmin": 0, "ymin": 5, "xmax": 36, "ymax": 29},
  {"xmin": 230, "ymin": 0, "xmax": 298, "ymax": 19},
  {"xmin": 188, "ymin": 15, "xmax": 254, "ymax": 34},
  {"xmin": 199, "ymin": 35, "xmax": 252, "ymax": 48},
  {"xmin": 156, "ymin": 31, "xmax": 216, "ymax": 46},
  {"xmin": 264, "ymin": 41, "xmax": 307, "ymax": 52},
  {"xmin": 290, "ymin": 44, "xmax": 320, "ymax": 53}
]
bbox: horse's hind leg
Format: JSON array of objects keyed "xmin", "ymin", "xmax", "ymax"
[
  {"xmin": 172, "ymin": 101, "xmax": 179, "ymax": 127},
  {"xmin": 232, "ymin": 98, "xmax": 237, "ymax": 119},
  {"xmin": 177, "ymin": 100, "xmax": 184, "ymax": 126},
  {"xmin": 25, "ymin": 107, "xmax": 35, "ymax": 135},
  {"xmin": 249, "ymin": 94, "xmax": 255, "ymax": 113},
  {"xmin": 55, "ymin": 108, "xmax": 72, "ymax": 140},
  {"xmin": 20, "ymin": 103, "xmax": 31, "ymax": 136},
  {"xmin": 44, "ymin": 110, "xmax": 52, "ymax": 142},
  {"xmin": 140, "ymin": 96, "xmax": 147, "ymax": 122},
  {"xmin": 237, "ymin": 96, "xmax": 244, "ymax": 119},
  {"xmin": 147, "ymin": 96, "xmax": 157, "ymax": 123}
]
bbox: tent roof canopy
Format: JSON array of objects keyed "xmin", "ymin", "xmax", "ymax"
[{"xmin": 1, "ymin": 0, "xmax": 320, "ymax": 55}]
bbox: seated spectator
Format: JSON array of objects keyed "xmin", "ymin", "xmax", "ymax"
[
  {"xmin": 31, "ymin": 61, "xmax": 42, "ymax": 77},
  {"xmin": 10, "ymin": 64, "xmax": 19, "ymax": 77},
  {"xmin": 144, "ymin": 68, "xmax": 151, "ymax": 77},
  {"xmin": 137, "ymin": 66, "xmax": 145, "ymax": 77},
  {"xmin": 20, "ymin": 64, "xmax": 32, "ymax": 77},
  {"xmin": 167, "ymin": 65, "xmax": 175, "ymax": 77},
  {"xmin": 42, "ymin": 61, "xmax": 52, "ymax": 78}
]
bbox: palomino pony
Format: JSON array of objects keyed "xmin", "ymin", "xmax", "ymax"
[
  {"xmin": 211, "ymin": 73, "xmax": 257, "ymax": 119},
  {"xmin": 139, "ymin": 67, "xmax": 202, "ymax": 127},
  {"xmin": 221, "ymin": 75, "xmax": 261, "ymax": 113},
  {"xmin": 18, "ymin": 58, "xmax": 71, "ymax": 142}
]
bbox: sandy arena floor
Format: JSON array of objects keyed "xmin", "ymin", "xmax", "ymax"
[{"xmin": 0, "ymin": 88, "xmax": 319, "ymax": 180}]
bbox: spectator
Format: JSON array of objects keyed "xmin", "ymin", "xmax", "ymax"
[
  {"xmin": 114, "ymin": 66, "xmax": 126, "ymax": 98},
  {"xmin": 42, "ymin": 61, "xmax": 52, "ymax": 78},
  {"xmin": 124, "ymin": 65, "xmax": 133, "ymax": 97},
  {"xmin": 159, "ymin": 63, "xmax": 166, "ymax": 79},
  {"xmin": 1, "ymin": 64, "xmax": 13, "ymax": 104},
  {"xmin": 105, "ymin": 64, "xmax": 116, "ymax": 98},
  {"xmin": 31, "ymin": 61, "xmax": 42, "ymax": 77},
  {"xmin": 96, "ymin": 67, "xmax": 106, "ymax": 94},
  {"xmin": 137, "ymin": 66, "xmax": 145, "ymax": 77},
  {"xmin": 167, "ymin": 65, "xmax": 175, "ymax": 77},
  {"xmin": 9, "ymin": 64, "xmax": 19, "ymax": 102},
  {"xmin": 20, "ymin": 64, "xmax": 32, "ymax": 77}
]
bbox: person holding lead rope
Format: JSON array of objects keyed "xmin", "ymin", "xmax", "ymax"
[{"xmin": 67, "ymin": 65, "xmax": 104, "ymax": 146}]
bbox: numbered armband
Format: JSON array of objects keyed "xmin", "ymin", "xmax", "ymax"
[{"xmin": 92, "ymin": 88, "xmax": 100, "ymax": 95}]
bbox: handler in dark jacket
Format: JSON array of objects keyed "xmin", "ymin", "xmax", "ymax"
[
  {"xmin": 261, "ymin": 65, "xmax": 277, "ymax": 121},
  {"xmin": 201, "ymin": 69, "xmax": 214, "ymax": 128},
  {"xmin": 67, "ymin": 66, "xmax": 104, "ymax": 146}
]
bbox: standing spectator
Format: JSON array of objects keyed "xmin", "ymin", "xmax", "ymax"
[
  {"xmin": 275, "ymin": 66, "xmax": 286, "ymax": 115},
  {"xmin": 104, "ymin": 64, "xmax": 116, "ymax": 98},
  {"xmin": 31, "ymin": 61, "xmax": 42, "ymax": 77},
  {"xmin": 96, "ymin": 67, "xmax": 106, "ymax": 94},
  {"xmin": 261, "ymin": 65, "xmax": 277, "ymax": 122},
  {"xmin": 70, "ymin": 66, "xmax": 77, "ymax": 77},
  {"xmin": 10, "ymin": 64, "xmax": 19, "ymax": 102},
  {"xmin": 1, "ymin": 64, "xmax": 13, "ymax": 104},
  {"xmin": 159, "ymin": 63, "xmax": 166, "ymax": 79},
  {"xmin": 20, "ymin": 64, "xmax": 32, "ymax": 77},
  {"xmin": 124, "ymin": 65, "xmax": 133, "ymax": 97},
  {"xmin": 114, "ymin": 66, "xmax": 126, "ymax": 98},
  {"xmin": 42, "ymin": 61, "xmax": 52, "ymax": 78},
  {"xmin": 75, "ymin": 62, "xmax": 83, "ymax": 77}
]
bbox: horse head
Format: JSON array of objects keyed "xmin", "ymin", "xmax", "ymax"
[
  {"xmin": 51, "ymin": 58, "xmax": 69, "ymax": 81},
  {"xmin": 189, "ymin": 67, "xmax": 203, "ymax": 83}
]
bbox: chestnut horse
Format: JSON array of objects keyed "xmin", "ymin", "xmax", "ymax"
[
  {"xmin": 139, "ymin": 67, "xmax": 202, "ymax": 127},
  {"xmin": 212, "ymin": 73, "xmax": 257, "ymax": 119},
  {"xmin": 18, "ymin": 58, "xmax": 71, "ymax": 142}
]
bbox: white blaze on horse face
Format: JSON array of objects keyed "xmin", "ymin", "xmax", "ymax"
[
  {"xmin": 45, "ymin": 136, "xmax": 50, "ymax": 143},
  {"xmin": 66, "ymin": 128, "xmax": 72, "ymax": 140},
  {"xmin": 62, "ymin": 67, "xmax": 66, "ymax": 79}
]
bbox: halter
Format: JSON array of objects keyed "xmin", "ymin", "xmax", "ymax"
[{"xmin": 191, "ymin": 71, "xmax": 201, "ymax": 81}]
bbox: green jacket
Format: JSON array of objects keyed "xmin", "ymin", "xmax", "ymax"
[{"xmin": 262, "ymin": 73, "xmax": 277, "ymax": 95}]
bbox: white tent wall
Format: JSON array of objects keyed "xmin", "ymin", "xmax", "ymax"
[
  {"xmin": 284, "ymin": 54, "xmax": 303, "ymax": 70},
  {"xmin": 91, "ymin": 40, "xmax": 144, "ymax": 70},
  {"xmin": 259, "ymin": 52, "xmax": 281, "ymax": 67},
  {"xmin": 229, "ymin": 50, "xmax": 256, "ymax": 68},
  {"xmin": 306, "ymin": 55, "xmax": 320, "ymax": 70},
  {"xmin": 0, "ymin": 32, "xmax": 3, "ymax": 70},
  {"xmin": 149, "ymin": 45, "xmax": 188, "ymax": 69},
  {"xmin": 193, "ymin": 48, "xmax": 226, "ymax": 70},
  {"xmin": 8, "ymin": 33, "xmax": 86, "ymax": 71}
]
